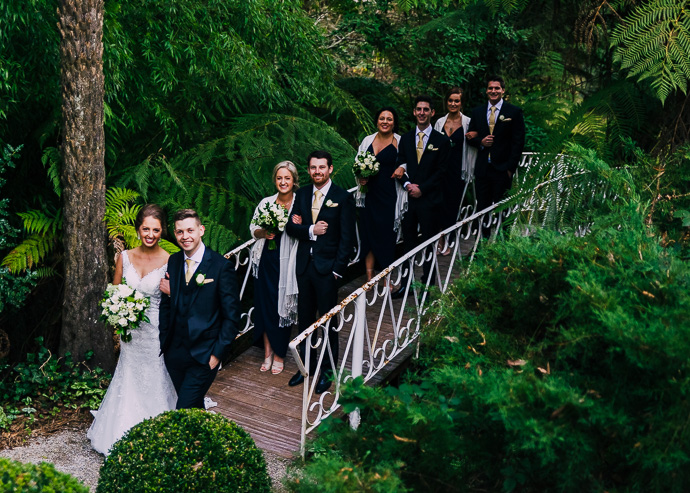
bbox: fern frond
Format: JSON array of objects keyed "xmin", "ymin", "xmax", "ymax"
[
  {"xmin": 1, "ymin": 233, "xmax": 58, "ymax": 273},
  {"xmin": 41, "ymin": 147, "xmax": 62, "ymax": 197},
  {"xmin": 612, "ymin": 0, "xmax": 690, "ymax": 104},
  {"xmin": 18, "ymin": 209, "xmax": 62, "ymax": 236}
]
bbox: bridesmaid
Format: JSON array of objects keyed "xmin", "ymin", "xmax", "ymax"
[
  {"xmin": 434, "ymin": 87, "xmax": 477, "ymax": 254},
  {"xmin": 356, "ymin": 107, "xmax": 403, "ymax": 281},
  {"xmin": 249, "ymin": 161, "xmax": 300, "ymax": 375}
]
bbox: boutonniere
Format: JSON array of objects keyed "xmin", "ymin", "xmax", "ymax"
[
  {"xmin": 498, "ymin": 115, "xmax": 512, "ymax": 122},
  {"xmin": 195, "ymin": 273, "xmax": 214, "ymax": 286},
  {"xmin": 427, "ymin": 143, "xmax": 438, "ymax": 151},
  {"xmin": 325, "ymin": 199, "xmax": 338, "ymax": 207}
]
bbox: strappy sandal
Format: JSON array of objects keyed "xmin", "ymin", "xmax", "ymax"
[
  {"xmin": 260, "ymin": 353, "xmax": 274, "ymax": 372},
  {"xmin": 271, "ymin": 359, "xmax": 284, "ymax": 375}
]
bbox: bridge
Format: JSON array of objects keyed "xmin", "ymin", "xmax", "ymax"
[{"xmin": 208, "ymin": 153, "xmax": 598, "ymax": 458}]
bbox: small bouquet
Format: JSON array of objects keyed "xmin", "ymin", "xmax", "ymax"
[
  {"xmin": 99, "ymin": 283, "xmax": 150, "ymax": 343},
  {"xmin": 352, "ymin": 151, "xmax": 379, "ymax": 194},
  {"xmin": 252, "ymin": 201, "xmax": 289, "ymax": 250}
]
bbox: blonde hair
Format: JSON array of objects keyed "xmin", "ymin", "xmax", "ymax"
[{"xmin": 272, "ymin": 160, "xmax": 299, "ymax": 190}]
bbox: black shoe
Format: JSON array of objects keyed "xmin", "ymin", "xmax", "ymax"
[
  {"xmin": 314, "ymin": 372, "xmax": 333, "ymax": 394},
  {"xmin": 391, "ymin": 286, "xmax": 406, "ymax": 299},
  {"xmin": 288, "ymin": 371, "xmax": 304, "ymax": 387}
]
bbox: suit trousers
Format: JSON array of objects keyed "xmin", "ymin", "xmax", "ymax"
[
  {"xmin": 475, "ymin": 169, "xmax": 513, "ymax": 238},
  {"xmin": 296, "ymin": 260, "xmax": 340, "ymax": 375},
  {"xmin": 164, "ymin": 333, "xmax": 219, "ymax": 410},
  {"xmin": 401, "ymin": 205, "xmax": 438, "ymax": 283}
]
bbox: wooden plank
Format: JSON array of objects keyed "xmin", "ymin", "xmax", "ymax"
[{"xmin": 207, "ymin": 243, "xmax": 470, "ymax": 458}]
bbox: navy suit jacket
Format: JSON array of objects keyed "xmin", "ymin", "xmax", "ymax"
[
  {"xmin": 286, "ymin": 182, "xmax": 356, "ymax": 277},
  {"xmin": 159, "ymin": 246, "xmax": 240, "ymax": 365},
  {"xmin": 467, "ymin": 101, "xmax": 525, "ymax": 176},
  {"xmin": 396, "ymin": 128, "xmax": 450, "ymax": 209}
]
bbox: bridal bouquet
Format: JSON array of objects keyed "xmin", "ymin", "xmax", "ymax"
[
  {"xmin": 352, "ymin": 152, "xmax": 379, "ymax": 194},
  {"xmin": 99, "ymin": 283, "xmax": 150, "ymax": 343},
  {"xmin": 252, "ymin": 201, "xmax": 289, "ymax": 250}
]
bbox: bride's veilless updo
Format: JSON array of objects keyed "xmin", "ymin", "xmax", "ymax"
[{"xmin": 134, "ymin": 204, "xmax": 167, "ymax": 235}]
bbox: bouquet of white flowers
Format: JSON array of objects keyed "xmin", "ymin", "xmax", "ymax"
[
  {"xmin": 352, "ymin": 151, "xmax": 380, "ymax": 194},
  {"xmin": 99, "ymin": 283, "xmax": 151, "ymax": 343},
  {"xmin": 251, "ymin": 201, "xmax": 289, "ymax": 250}
]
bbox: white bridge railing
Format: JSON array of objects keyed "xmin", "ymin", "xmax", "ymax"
[{"xmin": 223, "ymin": 153, "xmax": 599, "ymax": 456}]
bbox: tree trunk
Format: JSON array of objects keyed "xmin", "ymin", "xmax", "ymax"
[{"xmin": 58, "ymin": 0, "xmax": 115, "ymax": 371}]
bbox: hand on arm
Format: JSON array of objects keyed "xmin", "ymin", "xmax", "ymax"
[{"xmin": 159, "ymin": 272, "xmax": 170, "ymax": 296}]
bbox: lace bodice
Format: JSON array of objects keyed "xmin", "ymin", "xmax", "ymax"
[{"xmin": 87, "ymin": 249, "xmax": 176, "ymax": 455}]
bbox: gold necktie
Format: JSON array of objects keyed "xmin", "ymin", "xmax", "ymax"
[
  {"xmin": 489, "ymin": 106, "xmax": 497, "ymax": 135},
  {"xmin": 416, "ymin": 131, "xmax": 425, "ymax": 162},
  {"xmin": 185, "ymin": 258, "xmax": 195, "ymax": 284},
  {"xmin": 311, "ymin": 189, "xmax": 322, "ymax": 223}
]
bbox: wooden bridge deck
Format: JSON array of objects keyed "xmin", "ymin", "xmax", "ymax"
[{"xmin": 207, "ymin": 249, "xmax": 462, "ymax": 459}]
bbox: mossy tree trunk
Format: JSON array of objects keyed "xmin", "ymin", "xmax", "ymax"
[{"xmin": 58, "ymin": 0, "xmax": 115, "ymax": 371}]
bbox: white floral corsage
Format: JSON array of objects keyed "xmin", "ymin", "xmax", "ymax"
[
  {"xmin": 498, "ymin": 115, "xmax": 512, "ymax": 122},
  {"xmin": 325, "ymin": 199, "xmax": 338, "ymax": 207},
  {"xmin": 195, "ymin": 273, "xmax": 214, "ymax": 286},
  {"xmin": 427, "ymin": 144, "xmax": 438, "ymax": 151}
]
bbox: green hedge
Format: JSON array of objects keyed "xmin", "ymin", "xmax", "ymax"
[
  {"xmin": 0, "ymin": 457, "xmax": 88, "ymax": 492},
  {"xmin": 97, "ymin": 409, "xmax": 271, "ymax": 493},
  {"xmin": 290, "ymin": 204, "xmax": 690, "ymax": 492}
]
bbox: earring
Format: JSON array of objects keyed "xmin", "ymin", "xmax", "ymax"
[{"xmin": 137, "ymin": 233, "xmax": 141, "ymax": 240}]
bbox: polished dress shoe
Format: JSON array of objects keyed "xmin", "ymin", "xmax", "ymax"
[
  {"xmin": 314, "ymin": 371, "xmax": 333, "ymax": 394},
  {"xmin": 288, "ymin": 371, "xmax": 304, "ymax": 387}
]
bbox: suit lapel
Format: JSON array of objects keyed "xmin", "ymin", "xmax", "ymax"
[{"xmin": 171, "ymin": 253, "xmax": 184, "ymax": 307}]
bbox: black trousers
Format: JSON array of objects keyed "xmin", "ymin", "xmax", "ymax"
[
  {"xmin": 401, "ymin": 205, "xmax": 438, "ymax": 282},
  {"xmin": 164, "ymin": 335, "xmax": 219, "ymax": 410},
  {"xmin": 296, "ymin": 260, "xmax": 340, "ymax": 374},
  {"xmin": 475, "ymin": 169, "xmax": 513, "ymax": 238}
]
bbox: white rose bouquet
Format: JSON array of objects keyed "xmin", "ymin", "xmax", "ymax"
[
  {"xmin": 251, "ymin": 201, "xmax": 289, "ymax": 250},
  {"xmin": 352, "ymin": 151, "xmax": 380, "ymax": 194},
  {"xmin": 99, "ymin": 283, "xmax": 151, "ymax": 343}
]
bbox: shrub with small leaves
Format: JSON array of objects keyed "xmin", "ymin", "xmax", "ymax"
[
  {"xmin": 0, "ymin": 457, "xmax": 89, "ymax": 492},
  {"xmin": 97, "ymin": 409, "xmax": 271, "ymax": 493}
]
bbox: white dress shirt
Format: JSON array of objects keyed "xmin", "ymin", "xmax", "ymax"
[
  {"xmin": 184, "ymin": 242, "xmax": 206, "ymax": 278},
  {"xmin": 486, "ymin": 99, "xmax": 504, "ymax": 124},
  {"xmin": 309, "ymin": 179, "xmax": 332, "ymax": 241}
]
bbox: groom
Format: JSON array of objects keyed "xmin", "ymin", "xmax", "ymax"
[{"xmin": 159, "ymin": 209, "xmax": 240, "ymax": 409}]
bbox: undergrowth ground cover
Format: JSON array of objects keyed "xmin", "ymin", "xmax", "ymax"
[{"xmin": 0, "ymin": 339, "xmax": 110, "ymax": 448}]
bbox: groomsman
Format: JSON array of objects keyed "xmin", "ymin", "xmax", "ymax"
[
  {"xmin": 285, "ymin": 151, "xmax": 356, "ymax": 394},
  {"xmin": 392, "ymin": 95, "xmax": 450, "ymax": 298},
  {"xmin": 467, "ymin": 76, "xmax": 525, "ymax": 236}
]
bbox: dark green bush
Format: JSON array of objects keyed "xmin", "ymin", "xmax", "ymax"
[
  {"xmin": 290, "ymin": 204, "xmax": 690, "ymax": 492},
  {"xmin": 0, "ymin": 457, "xmax": 89, "ymax": 492},
  {"xmin": 97, "ymin": 409, "xmax": 271, "ymax": 493}
]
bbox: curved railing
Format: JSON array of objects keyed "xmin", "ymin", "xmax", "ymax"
[{"xmin": 284, "ymin": 153, "xmax": 610, "ymax": 456}]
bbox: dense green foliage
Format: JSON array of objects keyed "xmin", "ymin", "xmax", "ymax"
[
  {"xmin": 0, "ymin": 338, "xmax": 110, "ymax": 430},
  {"xmin": 0, "ymin": 144, "xmax": 36, "ymax": 315},
  {"xmin": 0, "ymin": 457, "xmax": 89, "ymax": 492},
  {"xmin": 98, "ymin": 409, "xmax": 271, "ymax": 493},
  {"xmin": 291, "ymin": 198, "xmax": 690, "ymax": 491}
]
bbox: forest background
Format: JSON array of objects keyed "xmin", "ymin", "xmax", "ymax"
[{"xmin": 1, "ymin": 0, "xmax": 689, "ymax": 489}]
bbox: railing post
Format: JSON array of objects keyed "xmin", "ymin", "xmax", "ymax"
[{"xmin": 349, "ymin": 294, "xmax": 367, "ymax": 430}]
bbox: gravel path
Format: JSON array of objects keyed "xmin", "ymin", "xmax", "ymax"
[{"xmin": 0, "ymin": 424, "xmax": 293, "ymax": 492}]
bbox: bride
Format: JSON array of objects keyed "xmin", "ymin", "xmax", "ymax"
[{"xmin": 88, "ymin": 204, "xmax": 177, "ymax": 456}]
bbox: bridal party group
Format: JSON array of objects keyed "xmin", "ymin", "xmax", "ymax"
[{"xmin": 88, "ymin": 76, "xmax": 525, "ymax": 456}]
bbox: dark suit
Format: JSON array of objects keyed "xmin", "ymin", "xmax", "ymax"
[
  {"xmin": 285, "ymin": 182, "xmax": 355, "ymax": 373},
  {"xmin": 467, "ymin": 101, "xmax": 525, "ymax": 235},
  {"xmin": 397, "ymin": 128, "xmax": 450, "ymax": 280},
  {"xmin": 159, "ymin": 246, "xmax": 240, "ymax": 409}
]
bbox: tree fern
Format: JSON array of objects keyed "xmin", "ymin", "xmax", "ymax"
[
  {"xmin": 612, "ymin": 0, "xmax": 690, "ymax": 104},
  {"xmin": 118, "ymin": 113, "xmax": 356, "ymax": 255}
]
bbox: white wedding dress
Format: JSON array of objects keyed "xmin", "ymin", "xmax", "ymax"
[{"xmin": 87, "ymin": 250, "xmax": 177, "ymax": 456}]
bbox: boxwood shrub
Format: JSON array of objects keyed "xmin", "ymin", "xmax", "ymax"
[
  {"xmin": 0, "ymin": 457, "xmax": 89, "ymax": 492},
  {"xmin": 97, "ymin": 408, "xmax": 271, "ymax": 493}
]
